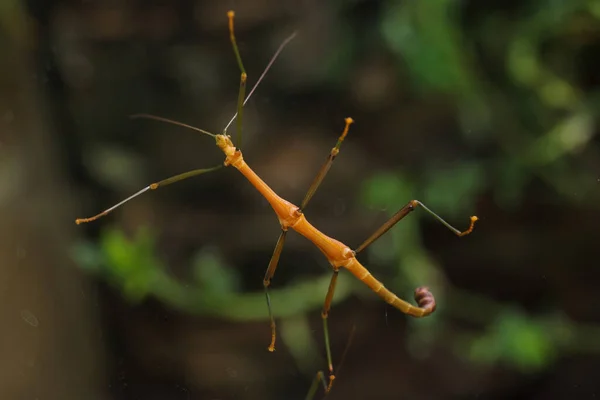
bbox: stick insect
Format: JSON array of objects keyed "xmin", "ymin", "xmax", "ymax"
[{"xmin": 76, "ymin": 10, "xmax": 478, "ymax": 397}]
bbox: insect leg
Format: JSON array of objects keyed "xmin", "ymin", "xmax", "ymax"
[
  {"xmin": 355, "ymin": 200, "xmax": 478, "ymax": 254},
  {"xmin": 263, "ymin": 229, "xmax": 288, "ymax": 351}
]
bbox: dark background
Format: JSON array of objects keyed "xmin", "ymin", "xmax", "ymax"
[{"xmin": 1, "ymin": 0, "xmax": 599, "ymax": 399}]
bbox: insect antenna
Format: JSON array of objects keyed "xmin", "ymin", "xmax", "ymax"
[{"xmin": 223, "ymin": 30, "xmax": 298, "ymax": 134}]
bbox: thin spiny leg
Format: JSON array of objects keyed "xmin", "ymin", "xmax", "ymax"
[
  {"xmin": 305, "ymin": 319, "xmax": 357, "ymax": 399},
  {"xmin": 223, "ymin": 31, "xmax": 297, "ymax": 133},
  {"xmin": 321, "ymin": 269, "xmax": 339, "ymax": 393},
  {"xmin": 300, "ymin": 118, "xmax": 354, "ymax": 210},
  {"xmin": 227, "ymin": 10, "xmax": 247, "ymax": 149},
  {"xmin": 75, "ymin": 166, "xmax": 222, "ymax": 224},
  {"xmin": 263, "ymin": 229, "xmax": 288, "ymax": 352},
  {"xmin": 261, "ymin": 118, "xmax": 353, "ymax": 354},
  {"xmin": 355, "ymin": 200, "xmax": 478, "ymax": 254}
]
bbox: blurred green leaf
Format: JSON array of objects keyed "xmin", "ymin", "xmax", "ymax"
[
  {"xmin": 361, "ymin": 171, "xmax": 413, "ymax": 211},
  {"xmin": 192, "ymin": 247, "xmax": 240, "ymax": 296},
  {"xmin": 422, "ymin": 161, "xmax": 484, "ymax": 217},
  {"xmin": 100, "ymin": 227, "xmax": 162, "ymax": 302},
  {"xmin": 508, "ymin": 39, "xmax": 542, "ymax": 87},
  {"xmin": 382, "ymin": 0, "xmax": 468, "ymax": 94},
  {"xmin": 591, "ymin": 1, "xmax": 600, "ymax": 18},
  {"xmin": 529, "ymin": 111, "xmax": 594, "ymax": 166},
  {"xmin": 469, "ymin": 309, "xmax": 556, "ymax": 372}
]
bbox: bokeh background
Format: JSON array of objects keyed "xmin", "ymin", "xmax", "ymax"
[{"xmin": 1, "ymin": 0, "xmax": 599, "ymax": 399}]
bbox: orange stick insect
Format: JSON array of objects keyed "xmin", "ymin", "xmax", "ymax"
[{"xmin": 76, "ymin": 10, "xmax": 478, "ymax": 397}]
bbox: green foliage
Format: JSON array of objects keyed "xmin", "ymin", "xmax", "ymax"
[
  {"xmin": 468, "ymin": 309, "xmax": 556, "ymax": 372},
  {"xmin": 528, "ymin": 111, "xmax": 594, "ymax": 166},
  {"xmin": 100, "ymin": 227, "xmax": 162, "ymax": 302},
  {"xmin": 72, "ymin": 226, "xmax": 359, "ymax": 321},
  {"xmin": 378, "ymin": 0, "xmax": 600, "ymax": 209},
  {"xmin": 361, "ymin": 170, "xmax": 413, "ymax": 211},
  {"xmin": 192, "ymin": 248, "xmax": 241, "ymax": 296},
  {"xmin": 72, "ymin": 227, "xmax": 162, "ymax": 302},
  {"xmin": 357, "ymin": 0, "xmax": 600, "ymax": 371},
  {"xmin": 381, "ymin": 0, "xmax": 473, "ymax": 96},
  {"xmin": 422, "ymin": 161, "xmax": 484, "ymax": 218}
]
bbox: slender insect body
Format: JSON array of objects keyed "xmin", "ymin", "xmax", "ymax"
[
  {"xmin": 216, "ymin": 137, "xmax": 435, "ymax": 320},
  {"xmin": 76, "ymin": 11, "xmax": 475, "ymax": 398},
  {"xmin": 218, "ymin": 136, "xmax": 354, "ymax": 267},
  {"xmin": 292, "ymin": 216, "xmax": 354, "ymax": 268},
  {"xmin": 344, "ymin": 259, "xmax": 434, "ymax": 317},
  {"xmin": 229, "ymin": 151, "xmax": 300, "ymax": 226}
]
